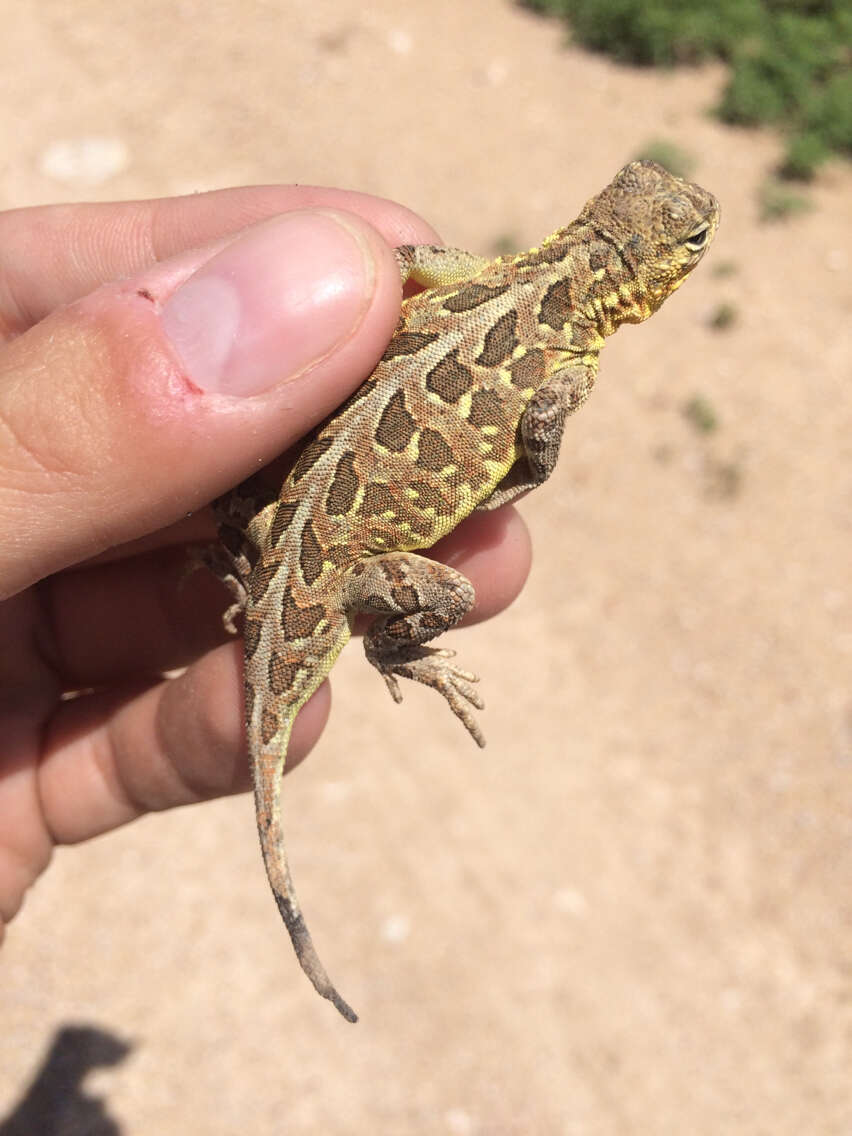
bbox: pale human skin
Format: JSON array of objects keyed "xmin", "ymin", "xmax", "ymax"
[{"xmin": 0, "ymin": 186, "xmax": 531, "ymax": 940}]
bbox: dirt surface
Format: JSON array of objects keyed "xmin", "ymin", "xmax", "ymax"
[{"xmin": 1, "ymin": 2, "xmax": 850, "ymax": 1133}]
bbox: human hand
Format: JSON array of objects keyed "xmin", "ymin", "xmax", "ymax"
[{"xmin": 0, "ymin": 186, "xmax": 531, "ymax": 938}]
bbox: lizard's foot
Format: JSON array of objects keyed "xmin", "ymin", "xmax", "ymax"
[
  {"xmin": 188, "ymin": 543, "xmax": 248, "ymax": 633},
  {"xmin": 345, "ymin": 551, "xmax": 484, "ymax": 745},
  {"xmin": 370, "ymin": 644, "xmax": 485, "ymax": 747}
]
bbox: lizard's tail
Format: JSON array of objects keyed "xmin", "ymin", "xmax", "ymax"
[
  {"xmin": 253, "ymin": 729, "xmax": 358, "ymax": 1023},
  {"xmin": 243, "ymin": 576, "xmax": 356, "ymax": 1020}
]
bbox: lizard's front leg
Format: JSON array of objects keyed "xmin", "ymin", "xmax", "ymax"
[
  {"xmin": 344, "ymin": 552, "xmax": 485, "ymax": 747},
  {"xmin": 395, "ymin": 244, "xmax": 491, "ymax": 289},
  {"xmin": 478, "ymin": 361, "xmax": 598, "ymax": 510}
]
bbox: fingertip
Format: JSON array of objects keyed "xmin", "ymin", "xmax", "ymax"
[{"xmin": 159, "ymin": 209, "xmax": 401, "ymax": 398}]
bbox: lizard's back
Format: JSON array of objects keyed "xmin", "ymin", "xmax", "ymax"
[{"xmin": 273, "ymin": 243, "xmax": 588, "ymax": 565}]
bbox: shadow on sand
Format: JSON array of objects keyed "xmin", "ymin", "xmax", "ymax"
[{"xmin": 0, "ymin": 1024, "xmax": 132, "ymax": 1136}]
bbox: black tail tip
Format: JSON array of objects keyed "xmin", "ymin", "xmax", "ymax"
[
  {"xmin": 329, "ymin": 989, "xmax": 359, "ymax": 1023},
  {"xmin": 276, "ymin": 899, "xmax": 359, "ymax": 1021}
]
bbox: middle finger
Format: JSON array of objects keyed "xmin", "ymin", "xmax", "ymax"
[{"xmin": 40, "ymin": 508, "xmax": 531, "ymax": 690}]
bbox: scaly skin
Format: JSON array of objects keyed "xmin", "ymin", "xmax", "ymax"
[{"xmin": 209, "ymin": 160, "xmax": 719, "ymax": 1021}]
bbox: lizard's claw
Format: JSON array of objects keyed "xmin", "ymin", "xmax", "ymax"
[{"xmin": 375, "ymin": 646, "xmax": 485, "ymax": 747}]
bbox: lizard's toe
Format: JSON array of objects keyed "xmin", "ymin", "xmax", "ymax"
[{"xmin": 378, "ymin": 647, "xmax": 485, "ymax": 746}]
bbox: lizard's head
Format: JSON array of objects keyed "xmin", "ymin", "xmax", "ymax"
[{"xmin": 580, "ymin": 159, "xmax": 719, "ymax": 327}]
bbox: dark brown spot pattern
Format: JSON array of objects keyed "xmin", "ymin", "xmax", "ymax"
[
  {"xmin": 375, "ymin": 390, "xmax": 416, "ymax": 452},
  {"xmin": 261, "ymin": 705, "xmax": 279, "ymax": 746},
  {"xmin": 249, "ymin": 562, "xmax": 279, "ymax": 603},
  {"xmin": 291, "ymin": 436, "xmax": 333, "ymax": 482},
  {"xmin": 270, "ymin": 502, "xmax": 298, "ymax": 546},
  {"xmin": 325, "ymin": 451, "xmax": 359, "ymax": 515},
  {"xmin": 419, "ymin": 611, "xmax": 446, "ymax": 632},
  {"xmin": 442, "ymin": 283, "xmax": 510, "ymax": 313},
  {"xmin": 425, "ymin": 349, "xmax": 475, "ymax": 403},
  {"xmin": 268, "ymin": 652, "xmax": 303, "ymax": 694},
  {"xmin": 390, "ymin": 583, "xmax": 419, "ymax": 612},
  {"xmin": 244, "ymin": 682, "xmax": 255, "ymax": 726},
  {"xmin": 280, "ymin": 588, "xmax": 325, "ymax": 639},
  {"xmin": 359, "ymin": 483, "xmax": 397, "ymax": 518},
  {"xmin": 476, "ymin": 309, "xmax": 519, "ymax": 366},
  {"xmin": 385, "ymin": 615, "xmax": 416, "ymax": 642},
  {"xmin": 299, "ymin": 519, "xmax": 325, "ymax": 585},
  {"xmin": 410, "ymin": 480, "xmax": 452, "ymax": 516},
  {"xmin": 326, "ymin": 544, "xmax": 354, "ymax": 566},
  {"xmin": 364, "ymin": 592, "xmax": 395, "ymax": 613},
  {"xmin": 589, "ymin": 243, "xmax": 611, "ymax": 272},
  {"xmin": 467, "ymin": 389, "xmax": 504, "ymax": 429},
  {"xmin": 416, "ymin": 428, "xmax": 454, "ymax": 472},
  {"xmin": 510, "ymin": 348, "xmax": 546, "ymax": 389},
  {"xmin": 244, "ymin": 616, "xmax": 262, "ymax": 659},
  {"xmin": 381, "ymin": 331, "xmax": 440, "ymax": 360},
  {"xmin": 538, "ymin": 278, "xmax": 575, "ymax": 331}
]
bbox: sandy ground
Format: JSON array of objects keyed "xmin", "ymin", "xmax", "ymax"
[{"xmin": 1, "ymin": 2, "xmax": 851, "ymax": 1133}]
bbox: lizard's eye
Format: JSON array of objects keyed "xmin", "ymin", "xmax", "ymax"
[{"xmin": 684, "ymin": 225, "xmax": 709, "ymax": 252}]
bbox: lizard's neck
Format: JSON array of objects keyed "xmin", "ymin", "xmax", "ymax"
[
  {"xmin": 587, "ymin": 285, "xmax": 657, "ymax": 338},
  {"xmin": 582, "ymin": 227, "xmax": 656, "ymax": 338},
  {"xmin": 530, "ymin": 221, "xmax": 655, "ymax": 341}
]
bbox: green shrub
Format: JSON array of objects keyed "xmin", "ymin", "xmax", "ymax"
[
  {"xmin": 708, "ymin": 302, "xmax": 739, "ymax": 331},
  {"xmin": 758, "ymin": 177, "xmax": 813, "ymax": 222},
  {"xmin": 523, "ymin": 0, "xmax": 764, "ymax": 64},
  {"xmin": 683, "ymin": 395, "xmax": 719, "ymax": 435},
  {"xmin": 521, "ymin": 0, "xmax": 852, "ymax": 179},
  {"xmin": 778, "ymin": 133, "xmax": 829, "ymax": 181}
]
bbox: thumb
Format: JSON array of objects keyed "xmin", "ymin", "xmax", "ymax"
[{"xmin": 0, "ymin": 209, "xmax": 402, "ymax": 598}]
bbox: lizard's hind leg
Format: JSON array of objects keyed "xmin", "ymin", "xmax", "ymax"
[
  {"xmin": 344, "ymin": 552, "xmax": 485, "ymax": 747},
  {"xmin": 207, "ymin": 474, "xmax": 280, "ymax": 629}
]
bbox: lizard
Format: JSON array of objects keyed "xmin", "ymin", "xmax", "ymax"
[{"xmin": 207, "ymin": 160, "xmax": 719, "ymax": 1022}]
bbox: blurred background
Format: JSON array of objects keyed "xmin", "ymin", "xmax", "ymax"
[{"xmin": 1, "ymin": 1, "xmax": 850, "ymax": 1133}]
